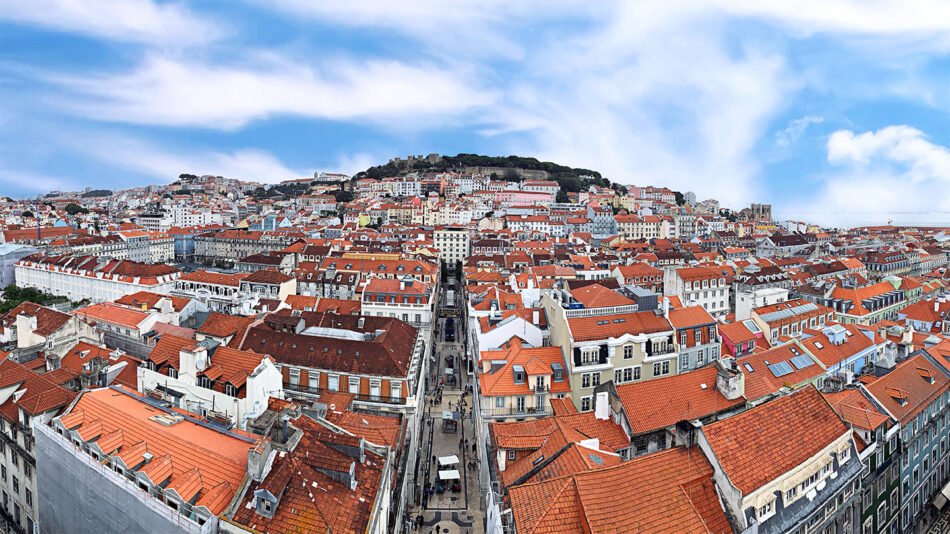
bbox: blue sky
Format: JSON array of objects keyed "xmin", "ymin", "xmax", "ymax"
[{"xmin": 1, "ymin": 1, "xmax": 949, "ymax": 227}]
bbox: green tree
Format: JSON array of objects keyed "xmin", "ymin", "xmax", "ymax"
[
  {"xmin": 504, "ymin": 169, "xmax": 521, "ymax": 182},
  {"xmin": 64, "ymin": 203, "xmax": 89, "ymax": 215},
  {"xmin": 556, "ymin": 190, "xmax": 570, "ymax": 203},
  {"xmin": 22, "ymin": 210, "xmax": 34, "ymax": 218},
  {"xmin": 0, "ymin": 284, "xmax": 68, "ymax": 314},
  {"xmin": 81, "ymin": 189, "xmax": 112, "ymax": 198},
  {"xmin": 334, "ymin": 190, "xmax": 354, "ymax": 203}
]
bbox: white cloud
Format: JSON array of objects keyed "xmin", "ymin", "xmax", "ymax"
[
  {"xmin": 476, "ymin": 2, "xmax": 789, "ymax": 207},
  {"xmin": 800, "ymin": 126, "xmax": 950, "ymax": 226},
  {"xmin": 47, "ymin": 55, "xmax": 494, "ymax": 130},
  {"xmin": 241, "ymin": 1, "xmax": 796, "ymax": 206},
  {"xmin": 0, "ymin": 0, "xmax": 222, "ymax": 46},
  {"xmin": 13, "ymin": 0, "xmax": 950, "ymax": 213},
  {"xmin": 776, "ymin": 116, "xmax": 823, "ymax": 147},
  {"xmin": 709, "ymin": 0, "xmax": 950, "ymax": 38},
  {"xmin": 70, "ymin": 134, "xmax": 305, "ymax": 184},
  {"xmin": 252, "ymin": 0, "xmax": 593, "ymax": 60},
  {"xmin": 827, "ymin": 126, "xmax": 950, "ymax": 181}
]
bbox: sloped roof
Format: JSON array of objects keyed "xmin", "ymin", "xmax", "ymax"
[
  {"xmin": 197, "ymin": 312, "xmax": 255, "ymax": 339},
  {"xmin": 569, "ymin": 284, "xmax": 635, "ymax": 308},
  {"xmin": 702, "ymin": 386, "xmax": 848, "ymax": 494},
  {"xmin": 230, "ymin": 415, "xmax": 383, "ymax": 533},
  {"xmin": 241, "ymin": 312, "xmax": 417, "ymax": 378},
  {"xmin": 865, "ymin": 353, "xmax": 950, "ymax": 424},
  {"xmin": 1, "ymin": 301, "xmax": 71, "ymax": 336},
  {"xmin": 509, "ymin": 446, "xmax": 730, "ymax": 534},
  {"xmin": 616, "ymin": 366, "xmax": 745, "ymax": 435},
  {"xmin": 568, "ymin": 311, "xmax": 671, "ymax": 342},
  {"xmin": 60, "ymin": 387, "xmax": 258, "ymax": 515}
]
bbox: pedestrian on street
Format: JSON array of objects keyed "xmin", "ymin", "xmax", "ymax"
[{"xmin": 472, "ymin": 443, "xmax": 477, "ymax": 454}]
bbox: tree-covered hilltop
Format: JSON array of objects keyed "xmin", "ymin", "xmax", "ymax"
[
  {"xmin": 80, "ymin": 189, "xmax": 112, "ymax": 198},
  {"xmin": 355, "ymin": 153, "xmax": 627, "ymax": 196}
]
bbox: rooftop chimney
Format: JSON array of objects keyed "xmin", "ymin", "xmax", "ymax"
[
  {"xmin": 715, "ymin": 358, "xmax": 745, "ymax": 400},
  {"xmin": 594, "ymin": 391, "xmax": 609, "ymax": 420}
]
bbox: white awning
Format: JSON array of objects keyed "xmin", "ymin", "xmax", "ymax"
[
  {"xmin": 438, "ymin": 455, "xmax": 460, "ymax": 466},
  {"xmin": 935, "ymin": 481, "xmax": 950, "ymax": 509},
  {"xmin": 439, "ymin": 470, "xmax": 460, "ymax": 480}
]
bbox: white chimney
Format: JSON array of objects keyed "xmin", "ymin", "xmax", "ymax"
[
  {"xmin": 594, "ymin": 391, "xmax": 609, "ymax": 420},
  {"xmin": 400, "ymin": 279, "xmax": 406, "ymax": 291},
  {"xmin": 532, "ymin": 309, "xmax": 539, "ymax": 324},
  {"xmin": 663, "ymin": 297, "xmax": 670, "ymax": 317},
  {"xmin": 936, "ymin": 300, "xmax": 940, "ymax": 312}
]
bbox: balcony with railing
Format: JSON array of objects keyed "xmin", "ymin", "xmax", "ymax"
[
  {"xmin": 487, "ymin": 406, "xmax": 551, "ymax": 418},
  {"xmin": 284, "ymin": 382, "xmax": 407, "ymax": 405}
]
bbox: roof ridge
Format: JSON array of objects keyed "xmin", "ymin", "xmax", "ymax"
[
  {"xmin": 676, "ymin": 481, "xmax": 714, "ymax": 534},
  {"xmin": 522, "ymin": 476, "xmax": 579, "ymax": 534}
]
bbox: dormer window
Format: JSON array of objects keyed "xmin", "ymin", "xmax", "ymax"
[
  {"xmin": 757, "ymin": 500, "xmax": 773, "ymax": 520},
  {"xmin": 168, "ymin": 368, "xmax": 178, "ymax": 379},
  {"xmin": 255, "ymin": 493, "xmax": 275, "ymax": 517},
  {"xmin": 513, "ymin": 365, "xmax": 525, "ymax": 384}
]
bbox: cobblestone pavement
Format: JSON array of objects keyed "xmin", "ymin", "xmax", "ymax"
[
  {"xmin": 925, "ymin": 505, "xmax": 950, "ymax": 534},
  {"xmin": 407, "ymin": 314, "xmax": 484, "ymax": 534}
]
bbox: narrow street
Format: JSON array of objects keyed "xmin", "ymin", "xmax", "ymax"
[{"xmin": 408, "ymin": 274, "xmax": 484, "ymax": 534}]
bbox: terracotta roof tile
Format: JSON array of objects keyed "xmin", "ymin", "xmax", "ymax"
[
  {"xmin": 616, "ymin": 366, "xmax": 745, "ymax": 435},
  {"xmin": 703, "ymin": 386, "xmax": 848, "ymax": 494},
  {"xmin": 1, "ymin": 302, "xmax": 71, "ymax": 337},
  {"xmin": 568, "ymin": 310, "xmax": 672, "ymax": 342},
  {"xmin": 60, "ymin": 387, "xmax": 259, "ymax": 515},
  {"xmin": 569, "ymin": 284, "xmax": 635, "ymax": 308},
  {"xmin": 865, "ymin": 354, "xmax": 950, "ymax": 424},
  {"xmin": 509, "ymin": 446, "xmax": 730, "ymax": 533}
]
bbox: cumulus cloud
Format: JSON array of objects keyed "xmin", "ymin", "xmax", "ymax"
[
  {"xmin": 801, "ymin": 126, "xmax": 950, "ymax": 226},
  {"xmin": 827, "ymin": 126, "xmax": 950, "ymax": 180},
  {"xmin": 46, "ymin": 55, "xmax": 494, "ymax": 130},
  {"xmin": 0, "ymin": 0, "xmax": 223, "ymax": 46}
]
